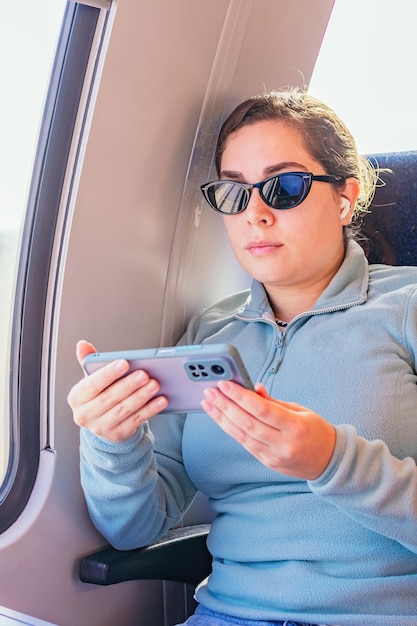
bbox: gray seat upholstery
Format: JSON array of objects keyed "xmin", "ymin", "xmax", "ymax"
[{"xmin": 362, "ymin": 151, "xmax": 417, "ymax": 265}]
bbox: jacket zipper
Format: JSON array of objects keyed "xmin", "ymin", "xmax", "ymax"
[{"xmin": 235, "ymin": 297, "xmax": 366, "ymax": 379}]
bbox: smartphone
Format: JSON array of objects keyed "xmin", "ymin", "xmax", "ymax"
[{"xmin": 82, "ymin": 343, "xmax": 253, "ymax": 413}]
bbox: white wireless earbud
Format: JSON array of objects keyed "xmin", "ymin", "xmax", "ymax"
[{"xmin": 340, "ymin": 198, "xmax": 351, "ymax": 219}]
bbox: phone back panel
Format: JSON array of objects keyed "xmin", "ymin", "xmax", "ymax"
[{"xmin": 82, "ymin": 343, "xmax": 253, "ymax": 413}]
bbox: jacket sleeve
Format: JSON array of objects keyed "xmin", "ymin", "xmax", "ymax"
[
  {"xmin": 78, "ymin": 311, "xmax": 216, "ymax": 550},
  {"xmin": 309, "ymin": 423, "xmax": 417, "ymax": 553},
  {"xmin": 311, "ymin": 285, "xmax": 417, "ymax": 552},
  {"xmin": 80, "ymin": 412, "xmax": 198, "ymax": 550}
]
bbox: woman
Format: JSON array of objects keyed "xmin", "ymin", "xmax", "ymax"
[{"xmin": 68, "ymin": 90, "xmax": 417, "ymax": 625}]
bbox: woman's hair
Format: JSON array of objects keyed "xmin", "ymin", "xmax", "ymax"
[{"xmin": 215, "ymin": 89, "xmax": 379, "ymax": 235}]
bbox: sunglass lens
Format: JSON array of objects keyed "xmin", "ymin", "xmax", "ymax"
[
  {"xmin": 205, "ymin": 182, "xmax": 248, "ymax": 214},
  {"xmin": 263, "ymin": 174, "xmax": 307, "ymax": 209}
]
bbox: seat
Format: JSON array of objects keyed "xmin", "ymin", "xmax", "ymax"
[
  {"xmin": 79, "ymin": 150, "xmax": 417, "ymax": 589},
  {"xmin": 79, "ymin": 523, "xmax": 212, "ymax": 586},
  {"xmin": 361, "ymin": 150, "xmax": 417, "ymax": 266}
]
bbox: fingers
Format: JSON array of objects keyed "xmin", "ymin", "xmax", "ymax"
[
  {"xmin": 69, "ymin": 367, "xmax": 169, "ymax": 441},
  {"xmin": 68, "ymin": 340, "xmax": 169, "ymax": 442},
  {"xmin": 75, "ymin": 368, "xmax": 153, "ymax": 420},
  {"xmin": 213, "ymin": 381, "xmax": 306, "ymax": 428},
  {"xmin": 79, "ymin": 381, "xmax": 169, "ymax": 441},
  {"xmin": 72, "ymin": 357, "xmax": 131, "ymax": 404},
  {"xmin": 201, "ymin": 383, "xmax": 271, "ymax": 448},
  {"xmin": 204, "ymin": 381, "xmax": 287, "ymax": 428},
  {"xmin": 201, "ymin": 381, "xmax": 336, "ymax": 480}
]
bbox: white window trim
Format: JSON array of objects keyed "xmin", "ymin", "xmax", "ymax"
[{"xmin": 75, "ymin": 0, "xmax": 111, "ymax": 9}]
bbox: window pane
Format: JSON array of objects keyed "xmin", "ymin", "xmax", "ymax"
[
  {"xmin": 0, "ymin": 2, "xmax": 66, "ymax": 485},
  {"xmin": 309, "ymin": 0, "xmax": 417, "ymax": 153}
]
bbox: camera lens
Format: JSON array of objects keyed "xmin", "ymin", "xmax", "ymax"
[{"xmin": 211, "ymin": 364, "xmax": 225, "ymax": 376}]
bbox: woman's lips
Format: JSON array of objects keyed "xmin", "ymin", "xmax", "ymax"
[{"xmin": 245, "ymin": 240, "xmax": 283, "ymax": 256}]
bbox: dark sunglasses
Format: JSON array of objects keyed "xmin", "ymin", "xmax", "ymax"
[{"xmin": 200, "ymin": 171, "xmax": 345, "ymax": 214}]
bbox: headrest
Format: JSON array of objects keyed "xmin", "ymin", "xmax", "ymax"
[{"xmin": 360, "ymin": 151, "xmax": 417, "ymax": 266}]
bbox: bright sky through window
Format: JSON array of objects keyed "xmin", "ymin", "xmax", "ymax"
[
  {"xmin": 309, "ymin": 0, "xmax": 417, "ymax": 154},
  {"xmin": 0, "ymin": 0, "xmax": 66, "ymax": 484},
  {"xmin": 0, "ymin": 2, "xmax": 65, "ymax": 230}
]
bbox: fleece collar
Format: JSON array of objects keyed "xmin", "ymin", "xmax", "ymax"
[{"xmin": 237, "ymin": 240, "xmax": 369, "ymax": 322}]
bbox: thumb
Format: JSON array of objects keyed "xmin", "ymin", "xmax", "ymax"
[
  {"xmin": 76, "ymin": 340, "xmax": 97, "ymax": 369},
  {"xmin": 254, "ymin": 382, "xmax": 271, "ymax": 400}
]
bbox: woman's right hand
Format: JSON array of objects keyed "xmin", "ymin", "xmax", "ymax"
[{"xmin": 67, "ymin": 340, "xmax": 169, "ymax": 442}]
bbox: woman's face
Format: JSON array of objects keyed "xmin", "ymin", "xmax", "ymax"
[{"xmin": 219, "ymin": 120, "xmax": 353, "ymax": 303}]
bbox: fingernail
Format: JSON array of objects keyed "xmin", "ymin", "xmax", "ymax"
[
  {"xmin": 201, "ymin": 399, "xmax": 213, "ymax": 412},
  {"xmin": 134, "ymin": 370, "xmax": 147, "ymax": 384},
  {"xmin": 147, "ymin": 379, "xmax": 158, "ymax": 392},
  {"xmin": 114, "ymin": 359, "xmax": 128, "ymax": 372},
  {"xmin": 203, "ymin": 387, "xmax": 216, "ymax": 400}
]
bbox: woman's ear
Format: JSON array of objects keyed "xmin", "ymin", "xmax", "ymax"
[{"xmin": 340, "ymin": 178, "xmax": 360, "ymax": 224}]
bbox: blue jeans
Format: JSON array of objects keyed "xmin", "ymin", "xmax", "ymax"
[{"xmin": 176, "ymin": 605, "xmax": 325, "ymax": 626}]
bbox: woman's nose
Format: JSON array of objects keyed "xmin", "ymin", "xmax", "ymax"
[{"xmin": 245, "ymin": 189, "xmax": 275, "ymax": 225}]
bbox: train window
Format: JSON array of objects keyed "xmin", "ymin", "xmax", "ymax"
[
  {"xmin": 309, "ymin": 0, "xmax": 417, "ymax": 153},
  {"xmin": 0, "ymin": 0, "xmax": 65, "ymax": 511},
  {"xmin": 0, "ymin": 1, "xmax": 111, "ymax": 531}
]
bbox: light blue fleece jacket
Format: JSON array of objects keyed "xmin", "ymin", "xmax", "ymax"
[{"xmin": 80, "ymin": 240, "xmax": 417, "ymax": 625}]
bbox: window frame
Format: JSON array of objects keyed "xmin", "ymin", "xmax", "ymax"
[{"xmin": 0, "ymin": 2, "xmax": 107, "ymax": 532}]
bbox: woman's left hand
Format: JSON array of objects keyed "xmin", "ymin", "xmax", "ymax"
[{"xmin": 201, "ymin": 381, "xmax": 336, "ymax": 480}]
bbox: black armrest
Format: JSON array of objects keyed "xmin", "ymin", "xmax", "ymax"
[{"xmin": 79, "ymin": 524, "xmax": 212, "ymax": 586}]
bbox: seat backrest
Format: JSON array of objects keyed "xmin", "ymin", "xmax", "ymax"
[{"xmin": 360, "ymin": 151, "xmax": 417, "ymax": 266}]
